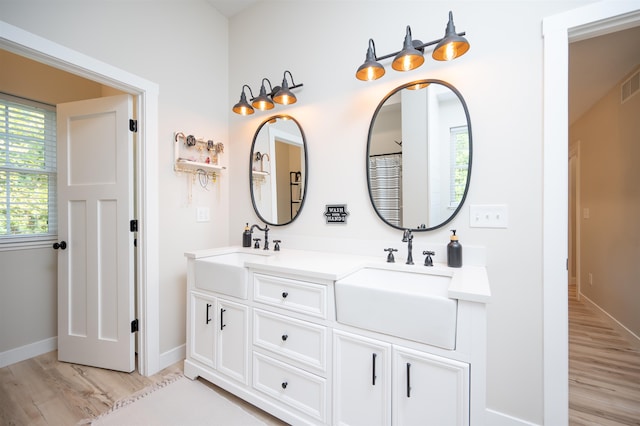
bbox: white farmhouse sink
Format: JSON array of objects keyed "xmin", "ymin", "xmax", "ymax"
[
  {"xmin": 194, "ymin": 251, "xmax": 271, "ymax": 299},
  {"xmin": 335, "ymin": 267, "xmax": 458, "ymax": 349}
]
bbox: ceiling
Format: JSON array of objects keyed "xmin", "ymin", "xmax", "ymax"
[{"xmin": 210, "ymin": 1, "xmax": 639, "ymax": 124}]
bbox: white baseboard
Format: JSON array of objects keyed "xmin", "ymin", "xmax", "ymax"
[
  {"xmin": 0, "ymin": 337, "xmax": 57, "ymax": 368},
  {"xmin": 159, "ymin": 344, "xmax": 185, "ymax": 371},
  {"xmin": 579, "ymin": 292, "xmax": 640, "ymax": 350},
  {"xmin": 486, "ymin": 408, "xmax": 540, "ymax": 426}
]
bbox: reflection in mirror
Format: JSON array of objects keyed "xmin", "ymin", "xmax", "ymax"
[
  {"xmin": 367, "ymin": 79, "xmax": 471, "ymax": 231},
  {"xmin": 250, "ymin": 115, "xmax": 307, "ymax": 226}
]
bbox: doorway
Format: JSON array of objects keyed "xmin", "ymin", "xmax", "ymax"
[
  {"xmin": 0, "ymin": 21, "xmax": 161, "ymax": 375},
  {"xmin": 542, "ymin": 4, "xmax": 640, "ymax": 423}
]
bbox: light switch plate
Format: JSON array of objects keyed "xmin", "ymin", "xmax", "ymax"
[
  {"xmin": 196, "ymin": 207, "xmax": 210, "ymax": 222},
  {"xmin": 469, "ymin": 204, "xmax": 509, "ymax": 228}
]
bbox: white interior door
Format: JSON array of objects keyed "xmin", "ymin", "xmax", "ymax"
[{"xmin": 56, "ymin": 94, "xmax": 135, "ymax": 372}]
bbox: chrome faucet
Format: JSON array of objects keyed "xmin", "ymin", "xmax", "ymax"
[
  {"xmin": 251, "ymin": 223, "xmax": 270, "ymax": 250},
  {"xmin": 402, "ymin": 229, "xmax": 414, "ymax": 265}
]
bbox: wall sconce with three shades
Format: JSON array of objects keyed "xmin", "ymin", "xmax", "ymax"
[
  {"xmin": 233, "ymin": 70, "xmax": 303, "ymax": 116},
  {"xmin": 356, "ymin": 11, "xmax": 470, "ymax": 81}
]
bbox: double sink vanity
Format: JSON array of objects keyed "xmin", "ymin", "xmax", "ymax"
[
  {"xmin": 184, "ymin": 246, "xmax": 490, "ymax": 425},
  {"xmin": 184, "ymin": 76, "xmax": 489, "ymax": 424}
]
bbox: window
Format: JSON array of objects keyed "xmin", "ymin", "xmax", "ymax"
[
  {"xmin": 449, "ymin": 125, "xmax": 469, "ymax": 208},
  {"xmin": 0, "ymin": 94, "xmax": 57, "ymax": 248}
]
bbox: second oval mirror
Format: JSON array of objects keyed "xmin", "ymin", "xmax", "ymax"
[
  {"xmin": 250, "ymin": 115, "xmax": 307, "ymax": 226},
  {"xmin": 367, "ymin": 79, "xmax": 472, "ymax": 231}
]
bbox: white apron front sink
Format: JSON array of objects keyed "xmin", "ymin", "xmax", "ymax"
[
  {"xmin": 194, "ymin": 251, "xmax": 271, "ymax": 299},
  {"xmin": 335, "ymin": 267, "xmax": 457, "ymax": 349}
]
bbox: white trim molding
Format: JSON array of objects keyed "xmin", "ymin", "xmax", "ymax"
[
  {"xmin": 0, "ymin": 20, "xmax": 161, "ymax": 376},
  {"xmin": 542, "ymin": 2, "xmax": 640, "ymax": 424},
  {"xmin": 0, "ymin": 337, "xmax": 57, "ymax": 369}
]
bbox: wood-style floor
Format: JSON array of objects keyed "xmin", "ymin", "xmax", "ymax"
[
  {"xmin": 1, "ymin": 289, "xmax": 639, "ymax": 425},
  {"xmin": 0, "ymin": 352, "xmax": 284, "ymax": 426},
  {"xmin": 569, "ymin": 285, "xmax": 640, "ymax": 425}
]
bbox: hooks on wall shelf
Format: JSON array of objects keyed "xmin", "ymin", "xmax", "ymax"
[{"xmin": 173, "ymin": 131, "xmax": 227, "ymax": 178}]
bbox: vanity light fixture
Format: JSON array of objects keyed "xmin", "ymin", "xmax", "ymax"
[
  {"xmin": 233, "ymin": 71, "xmax": 304, "ymax": 116},
  {"xmin": 232, "ymin": 84, "xmax": 255, "ymax": 115},
  {"xmin": 355, "ymin": 11, "xmax": 469, "ymax": 81}
]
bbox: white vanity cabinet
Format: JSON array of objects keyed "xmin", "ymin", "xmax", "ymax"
[
  {"xmin": 185, "ymin": 248, "xmax": 490, "ymax": 426},
  {"xmin": 188, "ymin": 291, "xmax": 248, "ymax": 384},
  {"xmin": 393, "ymin": 346, "xmax": 469, "ymax": 426},
  {"xmin": 333, "ymin": 330, "xmax": 392, "ymax": 425},
  {"xmin": 334, "ymin": 330, "xmax": 469, "ymax": 426},
  {"xmin": 251, "ymin": 272, "xmax": 330, "ymax": 424}
]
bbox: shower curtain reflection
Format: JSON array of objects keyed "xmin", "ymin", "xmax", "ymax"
[{"xmin": 369, "ymin": 153, "xmax": 402, "ymax": 227}]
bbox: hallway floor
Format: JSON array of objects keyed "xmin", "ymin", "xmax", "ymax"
[{"xmin": 569, "ymin": 285, "xmax": 640, "ymax": 425}]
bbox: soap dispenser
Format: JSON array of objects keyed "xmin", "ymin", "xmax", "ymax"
[
  {"xmin": 242, "ymin": 223, "xmax": 252, "ymax": 247},
  {"xmin": 447, "ymin": 230, "xmax": 462, "ymax": 268}
]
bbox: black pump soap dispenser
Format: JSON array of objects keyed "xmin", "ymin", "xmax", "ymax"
[
  {"xmin": 242, "ymin": 223, "xmax": 252, "ymax": 247},
  {"xmin": 447, "ymin": 230, "xmax": 462, "ymax": 268}
]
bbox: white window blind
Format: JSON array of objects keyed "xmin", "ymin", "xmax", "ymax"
[{"xmin": 0, "ymin": 93, "xmax": 57, "ymax": 248}]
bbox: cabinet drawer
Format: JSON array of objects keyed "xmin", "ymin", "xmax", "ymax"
[
  {"xmin": 253, "ymin": 352, "xmax": 327, "ymax": 423},
  {"xmin": 254, "ymin": 309, "xmax": 327, "ymax": 371},
  {"xmin": 253, "ymin": 273, "xmax": 326, "ymax": 318}
]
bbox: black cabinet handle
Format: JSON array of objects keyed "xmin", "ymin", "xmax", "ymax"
[
  {"xmin": 281, "ymin": 381, "xmax": 288, "ymax": 389},
  {"xmin": 406, "ymin": 362, "xmax": 412, "ymax": 398},
  {"xmin": 281, "ymin": 291, "xmax": 288, "ymax": 299},
  {"xmin": 281, "ymin": 334, "xmax": 288, "ymax": 341},
  {"xmin": 220, "ymin": 308, "xmax": 226, "ymax": 330},
  {"xmin": 53, "ymin": 241, "xmax": 67, "ymax": 250},
  {"xmin": 206, "ymin": 303, "xmax": 212, "ymax": 324},
  {"xmin": 372, "ymin": 353, "xmax": 377, "ymax": 386}
]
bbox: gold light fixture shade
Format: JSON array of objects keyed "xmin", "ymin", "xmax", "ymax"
[
  {"xmin": 232, "ymin": 91, "xmax": 254, "ymax": 115},
  {"xmin": 252, "ymin": 82, "xmax": 274, "ymax": 111},
  {"xmin": 391, "ymin": 26, "xmax": 424, "ymax": 72},
  {"xmin": 356, "ymin": 61, "xmax": 385, "ymax": 81},
  {"xmin": 406, "ymin": 81, "xmax": 431, "ymax": 90},
  {"xmin": 392, "ymin": 51, "xmax": 424, "ymax": 71},
  {"xmin": 356, "ymin": 40, "xmax": 386, "ymax": 81},
  {"xmin": 432, "ymin": 11, "xmax": 470, "ymax": 61},
  {"xmin": 273, "ymin": 79, "xmax": 297, "ymax": 105}
]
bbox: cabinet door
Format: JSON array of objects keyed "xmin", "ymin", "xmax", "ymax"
[
  {"xmin": 217, "ymin": 298, "xmax": 249, "ymax": 384},
  {"xmin": 190, "ymin": 293, "xmax": 216, "ymax": 368},
  {"xmin": 333, "ymin": 330, "xmax": 391, "ymax": 426},
  {"xmin": 393, "ymin": 346, "xmax": 469, "ymax": 426}
]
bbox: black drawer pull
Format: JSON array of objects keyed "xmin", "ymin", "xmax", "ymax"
[
  {"xmin": 206, "ymin": 303, "xmax": 212, "ymax": 324},
  {"xmin": 281, "ymin": 381, "xmax": 288, "ymax": 389},
  {"xmin": 281, "ymin": 334, "xmax": 288, "ymax": 341},
  {"xmin": 282, "ymin": 291, "xmax": 288, "ymax": 298},
  {"xmin": 220, "ymin": 308, "xmax": 226, "ymax": 330},
  {"xmin": 406, "ymin": 362, "xmax": 412, "ymax": 398},
  {"xmin": 372, "ymin": 353, "xmax": 377, "ymax": 386}
]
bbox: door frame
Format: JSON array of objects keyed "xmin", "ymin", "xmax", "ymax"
[
  {"xmin": 0, "ymin": 21, "xmax": 160, "ymax": 376},
  {"xmin": 542, "ymin": 3, "xmax": 640, "ymax": 424}
]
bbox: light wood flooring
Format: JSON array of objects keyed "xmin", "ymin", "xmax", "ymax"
[
  {"xmin": 1, "ymin": 290, "xmax": 639, "ymax": 425},
  {"xmin": 0, "ymin": 352, "xmax": 284, "ymax": 425},
  {"xmin": 569, "ymin": 285, "xmax": 640, "ymax": 425}
]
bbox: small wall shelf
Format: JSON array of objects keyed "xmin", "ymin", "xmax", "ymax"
[
  {"xmin": 173, "ymin": 131, "xmax": 226, "ymax": 176},
  {"xmin": 175, "ymin": 158, "xmax": 225, "ymax": 174}
]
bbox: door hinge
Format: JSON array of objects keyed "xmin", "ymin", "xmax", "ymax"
[
  {"xmin": 131, "ymin": 319, "xmax": 139, "ymax": 333},
  {"xmin": 129, "ymin": 119, "xmax": 138, "ymax": 133},
  {"xmin": 130, "ymin": 219, "xmax": 138, "ymax": 232}
]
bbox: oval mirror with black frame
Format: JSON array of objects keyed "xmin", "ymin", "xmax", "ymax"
[
  {"xmin": 367, "ymin": 79, "xmax": 472, "ymax": 231},
  {"xmin": 250, "ymin": 115, "xmax": 308, "ymax": 226}
]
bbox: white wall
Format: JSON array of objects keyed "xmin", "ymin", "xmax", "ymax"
[
  {"xmin": 570, "ymin": 66, "xmax": 640, "ymax": 337},
  {"xmin": 0, "ymin": 0, "xmax": 231, "ymax": 357},
  {"xmin": 226, "ymin": 1, "xmax": 597, "ymax": 423}
]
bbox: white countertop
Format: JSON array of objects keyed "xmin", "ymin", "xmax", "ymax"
[{"xmin": 185, "ymin": 246, "xmax": 491, "ymax": 303}]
